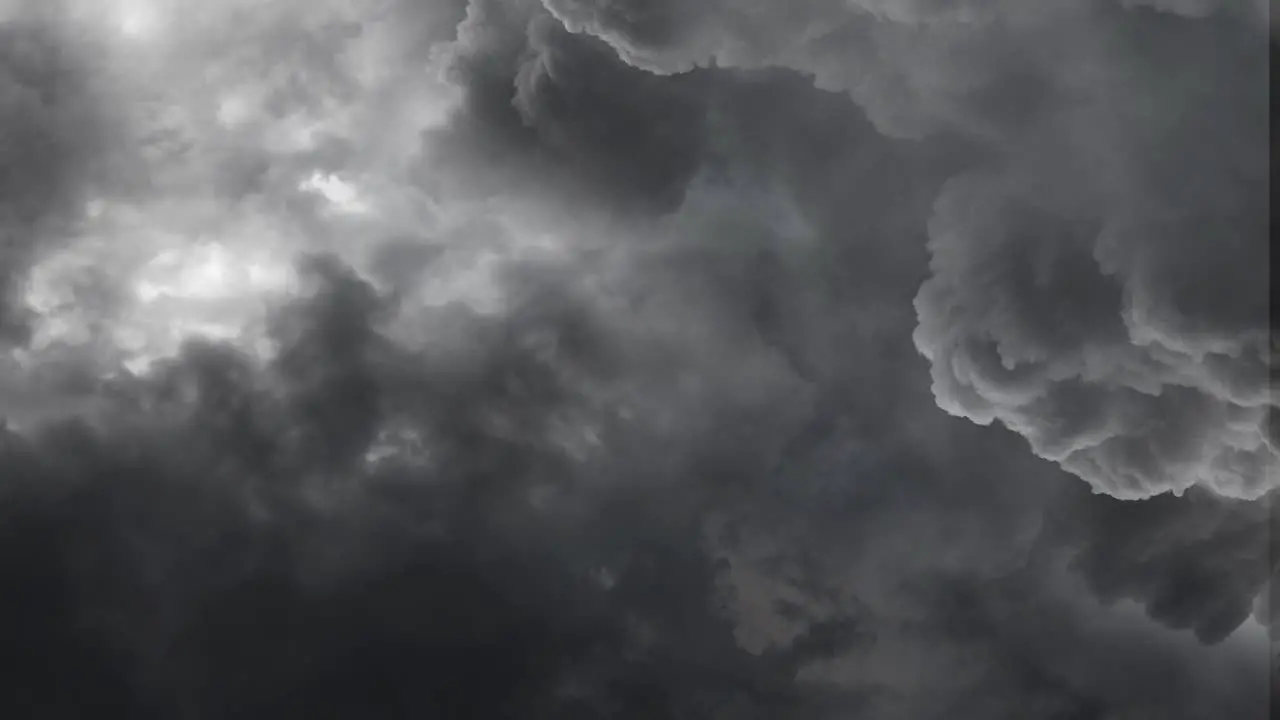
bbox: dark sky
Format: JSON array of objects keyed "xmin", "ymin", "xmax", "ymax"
[{"xmin": 0, "ymin": 1, "xmax": 1273, "ymax": 718}]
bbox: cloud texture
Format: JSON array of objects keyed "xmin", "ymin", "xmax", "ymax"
[
  {"xmin": 543, "ymin": 0, "xmax": 1275, "ymax": 500},
  {"xmin": 0, "ymin": 0, "xmax": 1272, "ymax": 717}
]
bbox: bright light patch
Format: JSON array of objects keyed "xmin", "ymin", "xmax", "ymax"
[
  {"xmin": 116, "ymin": 0, "xmax": 162, "ymax": 39},
  {"xmin": 22, "ymin": 207, "xmax": 297, "ymax": 377},
  {"xmin": 135, "ymin": 245, "xmax": 236, "ymax": 302},
  {"xmin": 301, "ymin": 172, "xmax": 371, "ymax": 215},
  {"xmin": 119, "ymin": 240, "xmax": 294, "ymax": 371},
  {"xmin": 216, "ymin": 93, "xmax": 256, "ymax": 129},
  {"xmin": 130, "ymin": 241, "xmax": 294, "ymax": 324}
]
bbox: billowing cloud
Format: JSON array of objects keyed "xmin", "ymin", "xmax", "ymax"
[
  {"xmin": 0, "ymin": 257, "xmax": 863, "ymax": 717},
  {"xmin": 911, "ymin": 9, "xmax": 1272, "ymax": 500},
  {"xmin": 540, "ymin": 0, "xmax": 1273, "ymax": 500},
  {"xmin": 0, "ymin": 0, "xmax": 1272, "ymax": 717}
]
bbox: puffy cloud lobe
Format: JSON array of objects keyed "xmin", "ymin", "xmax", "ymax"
[
  {"xmin": 911, "ymin": 8, "xmax": 1272, "ymax": 499},
  {"xmin": 914, "ymin": 170, "xmax": 1274, "ymax": 500}
]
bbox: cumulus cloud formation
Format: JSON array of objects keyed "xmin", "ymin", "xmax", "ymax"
[
  {"xmin": 0, "ymin": 0, "xmax": 1272, "ymax": 717},
  {"xmin": 911, "ymin": 9, "xmax": 1272, "ymax": 500},
  {"xmin": 543, "ymin": 0, "xmax": 1274, "ymax": 500}
]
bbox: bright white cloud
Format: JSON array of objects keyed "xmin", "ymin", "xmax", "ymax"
[
  {"xmin": 116, "ymin": 0, "xmax": 162, "ymax": 39},
  {"xmin": 300, "ymin": 173, "xmax": 372, "ymax": 215}
]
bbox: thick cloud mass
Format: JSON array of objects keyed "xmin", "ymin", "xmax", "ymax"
[
  {"xmin": 912, "ymin": 10, "xmax": 1272, "ymax": 500},
  {"xmin": 0, "ymin": 262, "xmax": 855, "ymax": 717},
  {"xmin": 0, "ymin": 0, "xmax": 1272, "ymax": 717},
  {"xmin": 544, "ymin": 0, "xmax": 1274, "ymax": 500}
]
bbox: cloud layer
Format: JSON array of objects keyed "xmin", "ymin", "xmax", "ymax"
[
  {"xmin": 0, "ymin": 0, "xmax": 1272, "ymax": 717},
  {"xmin": 541, "ymin": 0, "xmax": 1275, "ymax": 500}
]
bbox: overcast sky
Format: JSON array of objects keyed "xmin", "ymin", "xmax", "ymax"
[{"xmin": 0, "ymin": 1, "xmax": 1274, "ymax": 717}]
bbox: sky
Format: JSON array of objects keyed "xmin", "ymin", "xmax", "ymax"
[{"xmin": 0, "ymin": 0, "xmax": 1273, "ymax": 717}]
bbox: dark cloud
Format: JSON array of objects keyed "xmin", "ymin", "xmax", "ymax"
[
  {"xmin": 1051, "ymin": 485, "xmax": 1277, "ymax": 645},
  {"xmin": 0, "ymin": 1, "xmax": 1273, "ymax": 718},
  {"xmin": 913, "ymin": 8, "xmax": 1272, "ymax": 500},
  {"xmin": 888, "ymin": 561, "xmax": 1271, "ymax": 720},
  {"xmin": 0, "ymin": 256, "xmax": 862, "ymax": 718},
  {"xmin": 540, "ymin": 0, "xmax": 1274, "ymax": 501}
]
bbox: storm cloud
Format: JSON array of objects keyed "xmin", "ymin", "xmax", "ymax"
[
  {"xmin": 543, "ymin": 0, "xmax": 1274, "ymax": 498},
  {"xmin": 0, "ymin": 0, "xmax": 1272, "ymax": 717}
]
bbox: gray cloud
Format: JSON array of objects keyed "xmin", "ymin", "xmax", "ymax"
[
  {"xmin": 912, "ymin": 8, "xmax": 1272, "ymax": 500},
  {"xmin": 1051, "ymin": 484, "xmax": 1278, "ymax": 645},
  {"xmin": 0, "ymin": 259, "xmax": 860, "ymax": 717},
  {"xmin": 541, "ymin": 0, "xmax": 1274, "ymax": 500},
  {"xmin": 0, "ymin": 13, "xmax": 129, "ymax": 343},
  {"xmin": 423, "ymin": 0, "xmax": 712, "ymax": 218},
  {"xmin": 0, "ymin": 1, "xmax": 1272, "ymax": 717}
]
